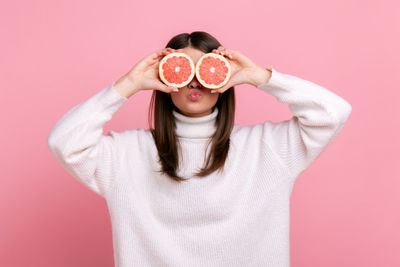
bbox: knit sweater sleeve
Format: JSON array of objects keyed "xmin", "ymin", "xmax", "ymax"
[
  {"xmin": 47, "ymin": 82, "xmax": 129, "ymax": 197},
  {"xmin": 257, "ymin": 67, "xmax": 352, "ymax": 179}
]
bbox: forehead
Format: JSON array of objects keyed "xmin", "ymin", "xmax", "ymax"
[{"xmin": 180, "ymin": 47, "xmax": 205, "ymax": 63}]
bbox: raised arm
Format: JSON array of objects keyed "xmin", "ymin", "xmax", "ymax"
[
  {"xmin": 47, "ymin": 82, "xmax": 129, "ymax": 197},
  {"xmin": 47, "ymin": 47, "xmax": 184, "ymax": 197},
  {"xmin": 257, "ymin": 67, "xmax": 352, "ymax": 179},
  {"xmin": 201, "ymin": 46, "xmax": 352, "ymax": 180}
]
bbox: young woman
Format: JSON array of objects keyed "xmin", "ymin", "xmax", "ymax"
[{"xmin": 47, "ymin": 31, "xmax": 352, "ymax": 266}]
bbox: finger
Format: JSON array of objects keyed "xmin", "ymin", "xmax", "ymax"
[
  {"xmin": 225, "ymin": 49, "xmax": 234, "ymax": 59},
  {"xmin": 219, "ymin": 50, "xmax": 232, "ymax": 59},
  {"xmin": 212, "ymin": 47, "xmax": 233, "ymax": 59},
  {"xmin": 165, "ymin": 47, "xmax": 176, "ymax": 54},
  {"xmin": 151, "ymin": 50, "xmax": 164, "ymax": 60},
  {"xmin": 212, "ymin": 48, "xmax": 223, "ymax": 54},
  {"xmin": 224, "ymin": 49, "xmax": 236, "ymax": 60},
  {"xmin": 211, "ymin": 81, "xmax": 232, "ymax": 94},
  {"xmin": 211, "ymin": 87, "xmax": 226, "ymax": 94},
  {"xmin": 150, "ymin": 52, "xmax": 167, "ymax": 64},
  {"xmin": 159, "ymin": 48, "xmax": 172, "ymax": 57},
  {"xmin": 218, "ymin": 84, "xmax": 231, "ymax": 93},
  {"xmin": 157, "ymin": 48, "xmax": 180, "ymax": 60},
  {"xmin": 217, "ymin": 75, "xmax": 240, "ymax": 92},
  {"xmin": 156, "ymin": 81, "xmax": 179, "ymax": 93},
  {"xmin": 218, "ymin": 46, "xmax": 229, "ymax": 54},
  {"xmin": 154, "ymin": 48, "xmax": 173, "ymax": 58},
  {"xmin": 220, "ymin": 47, "xmax": 234, "ymax": 59}
]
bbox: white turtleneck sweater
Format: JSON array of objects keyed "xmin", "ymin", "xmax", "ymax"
[{"xmin": 47, "ymin": 67, "xmax": 352, "ymax": 267}]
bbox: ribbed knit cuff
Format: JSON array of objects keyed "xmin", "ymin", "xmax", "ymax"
[
  {"xmin": 93, "ymin": 81, "xmax": 129, "ymax": 112},
  {"xmin": 256, "ymin": 66, "xmax": 277, "ymax": 91},
  {"xmin": 255, "ymin": 67, "xmax": 352, "ymax": 124}
]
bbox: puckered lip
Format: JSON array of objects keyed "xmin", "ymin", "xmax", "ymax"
[{"xmin": 188, "ymin": 88, "xmax": 202, "ymax": 97}]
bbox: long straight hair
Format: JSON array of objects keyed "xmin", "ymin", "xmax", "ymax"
[{"xmin": 148, "ymin": 31, "xmax": 236, "ymax": 182}]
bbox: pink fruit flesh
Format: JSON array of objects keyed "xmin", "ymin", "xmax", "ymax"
[
  {"xmin": 197, "ymin": 56, "xmax": 230, "ymax": 87},
  {"xmin": 161, "ymin": 55, "xmax": 194, "ymax": 86}
]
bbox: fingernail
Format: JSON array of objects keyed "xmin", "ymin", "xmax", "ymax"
[
  {"xmin": 211, "ymin": 90, "xmax": 217, "ymax": 93},
  {"xmin": 173, "ymin": 88, "xmax": 179, "ymax": 92}
]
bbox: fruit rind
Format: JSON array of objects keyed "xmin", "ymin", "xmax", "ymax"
[
  {"xmin": 195, "ymin": 53, "xmax": 232, "ymax": 89},
  {"xmin": 159, "ymin": 52, "xmax": 195, "ymax": 88}
]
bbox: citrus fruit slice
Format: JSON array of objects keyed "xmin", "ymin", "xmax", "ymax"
[
  {"xmin": 195, "ymin": 53, "xmax": 231, "ymax": 89},
  {"xmin": 159, "ymin": 52, "xmax": 195, "ymax": 88}
]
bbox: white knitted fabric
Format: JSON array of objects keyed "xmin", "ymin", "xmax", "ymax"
[{"xmin": 47, "ymin": 67, "xmax": 352, "ymax": 267}]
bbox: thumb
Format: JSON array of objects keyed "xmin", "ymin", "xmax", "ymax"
[
  {"xmin": 214, "ymin": 80, "xmax": 234, "ymax": 93},
  {"xmin": 215, "ymin": 74, "xmax": 245, "ymax": 93}
]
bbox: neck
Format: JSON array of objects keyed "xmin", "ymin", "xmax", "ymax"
[{"xmin": 172, "ymin": 107, "xmax": 219, "ymax": 139}]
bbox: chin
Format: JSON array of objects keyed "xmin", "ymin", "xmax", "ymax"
[{"xmin": 176, "ymin": 106, "xmax": 214, "ymax": 117}]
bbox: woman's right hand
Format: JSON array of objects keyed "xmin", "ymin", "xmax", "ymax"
[{"xmin": 114, "ymin": 47, "xmax": 182, "ymax": 98}]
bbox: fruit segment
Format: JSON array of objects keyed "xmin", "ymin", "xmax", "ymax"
[
  {"xmin": 195, "ymin": 53, "xmax": 231, "ymax": 89},
  {"xmin": 159, "ymin": 52, "xmax": 195, "ymax": 88}
]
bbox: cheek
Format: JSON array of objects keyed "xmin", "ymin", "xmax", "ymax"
[
  {"xmin": 170, "ymin": 93, "xmax": 184, "ymax": 106},
  {"xmin": 208, "ymin": 92, "xmax": 220, "ymax": 101},
  {"xmin": 171, "ymin": 92, "xmax": 183, "ymax": 100}
]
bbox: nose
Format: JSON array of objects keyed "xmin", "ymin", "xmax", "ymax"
[{"xmin": 188, "ymin": 77, "xmax": 203, "ymax": 89}]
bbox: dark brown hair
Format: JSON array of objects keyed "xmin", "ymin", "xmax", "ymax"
[{"xmin": 148, "ymin": 31, "xmax": 236, "ymax": 182}]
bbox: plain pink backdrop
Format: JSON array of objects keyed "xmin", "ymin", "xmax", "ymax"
[{"xmin": 1, "ymin": 0, "xmax": 399, "ymax": 266}]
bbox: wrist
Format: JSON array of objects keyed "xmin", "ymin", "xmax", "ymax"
[
  {"xmin": 248, "ymin": 67, "xmax": 272, "ymax": 87},
  {"xmin": 114, "ymin": 75, "xmax": 140, "ymax": 98}
]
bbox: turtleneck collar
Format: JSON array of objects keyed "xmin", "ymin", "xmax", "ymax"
[{"xmin": 172, "ymin": 107, "xmax": 218, "ymax": 139}]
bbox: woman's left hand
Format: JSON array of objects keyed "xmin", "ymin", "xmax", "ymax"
[{"xmin": 210, "ymin": 46, "xmax": 272, "ymax": 93}]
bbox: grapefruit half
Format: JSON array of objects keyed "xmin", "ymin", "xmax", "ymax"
[
  {"xmin": 159, "ymin": 52, "xmax": 195, "ymax": 88},
  {"xmin": 195, "ymin": 53, "xmax": 231, "ymax": 89}
]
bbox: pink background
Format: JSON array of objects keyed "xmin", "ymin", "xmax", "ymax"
[{"xmin": 1, "ymin": 0, "xmax": 399, "ymax": 266}]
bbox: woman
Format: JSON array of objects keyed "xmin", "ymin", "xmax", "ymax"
[{"xmin": 47, "ymin": 31, "xmax": 352, "ymax": 267}]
